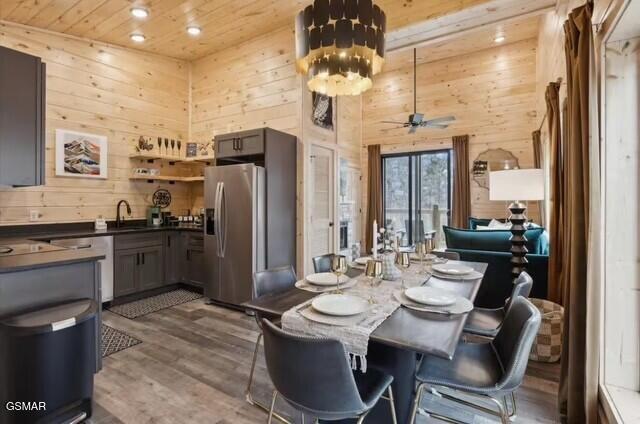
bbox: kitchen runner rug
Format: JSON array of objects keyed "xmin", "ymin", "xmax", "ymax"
[
  {"xmin": 107, "ymin": 289, "xmax": 203, "ymax": 319},
  {"xmin": 101, "ymin": 324, "xmax": 141, "ymax": 358}
]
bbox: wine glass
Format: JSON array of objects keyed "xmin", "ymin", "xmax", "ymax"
[
  {"xmin": 171, "ymin": 139, "xmax": 175, "ymax": 155},
  {"xmin": 364, "ymin": 259, "xmax": 383, "ymax": 304},
  {"xmin": 164, "ymin": 138, "xmax": 169, "ymax": 156},
  {"xmin": 395, "ymin": 251, "xmax": 411, "ymax": 290},
  {"xmin": 331, "ymin": 255, "xmax": 348, "ymax": 294},
  {"xmin": 157, "ymin": 137, "xmax": 162, "ymax": 155},
  {"xmin": 415, "ymin": 242, "xmax": 426, "ymax": 274},
  {"xmin": 177, "ymin": 140, "xmax": 182, "ymax": 157}
]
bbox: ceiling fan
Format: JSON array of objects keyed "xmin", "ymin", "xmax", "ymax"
[{"xmin": 381, "ymin": 48, "xmax": 456, "ymax": 134}]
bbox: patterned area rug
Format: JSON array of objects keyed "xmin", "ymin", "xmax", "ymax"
[
  {"xmin": 101, "ymin": 324, "xmax": 141, "ymax": 358},
  {"xmin": 107, "ymin": 289, "xmax": 203, "ymax": 319}
]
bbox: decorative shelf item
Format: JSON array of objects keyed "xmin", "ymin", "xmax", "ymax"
[{"xmin": 129, "ymin": 175, "xmax": 204, "ymax": 184}]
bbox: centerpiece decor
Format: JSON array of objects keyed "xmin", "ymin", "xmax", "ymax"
[{"xmin": 295, "ymin": 0, "xmax": 386, "ymax": 96}]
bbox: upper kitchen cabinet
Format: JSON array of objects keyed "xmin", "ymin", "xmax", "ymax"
[{"xmin": 0, "ymin": 46, "xmax": 46, "ymax": 187}]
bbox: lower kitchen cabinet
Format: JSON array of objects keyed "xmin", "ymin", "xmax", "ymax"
[
  {"xmin": 113, "ymin": 249, "xmax": 139, "ymax": 297},
  {"xmin": 138, "ymin": 245, "xmax": 164, "ymax": 291},
  {"xmin": 182, "ymin": 233, "xmax": 205, "ymax": 288},
  {"xmin": 164, "ymin": 232, "xmax": 182, "ymax": 285}
]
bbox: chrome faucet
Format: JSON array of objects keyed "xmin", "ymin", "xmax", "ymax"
[{"xmin": 116, "ymin": 200, "xmax": 132, "ymax": 228}]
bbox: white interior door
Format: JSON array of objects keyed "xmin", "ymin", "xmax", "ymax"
[
  {"xmin": 308, "ymin": 144, "xmax": 335, "ymax": 272},
  {"xmin": 350, "ymin": 168, "xmax": 362, "ymax": 248}
]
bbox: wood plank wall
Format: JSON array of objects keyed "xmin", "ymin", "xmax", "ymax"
[
  {"xmin": 0, "ymin": 21, "xmax": 193, "ymax": 225},
  {"xmin": 362, "ymin": 38, "xmax": 540, "ymax": 225},
  {"xmin": 190, "ymin": 25, "xmax": 362, "ymax": 273}
]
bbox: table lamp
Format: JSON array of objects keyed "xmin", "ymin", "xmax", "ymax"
[{"xmin": 489, "ymin": 169, "xmax": 544, "ymax": 280}]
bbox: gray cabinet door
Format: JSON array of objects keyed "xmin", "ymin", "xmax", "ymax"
[
  {"xmin": 114, "ymin": 249, "xmax": 138, "ymax": 297},
  {"xmin": 0, "ymin": 46, "xmax": 45, "ymax": 187},
  {"xmin": 215, "ymin": 129, "xmax": 264, "ymax": 159},
  {"xmin": 164, "ymin": 232, "xmax": 182, "ymax": 285},
  {"xmin": 186, "ymin": 248, "xmax": 206, "ymax": 287},
  {"xmin": 138, "ymin": 246, "xmax": 164, "ymax": 291}
]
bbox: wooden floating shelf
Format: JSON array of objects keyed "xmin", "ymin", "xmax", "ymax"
[
  {"xmin": 129, "ymin": 175, "xmax": 204, "ymax": 184},
  {"xmin": 129, "ymin": 153, "xmax": 215, "ymax": 164}
]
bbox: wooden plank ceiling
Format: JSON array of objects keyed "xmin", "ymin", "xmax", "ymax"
[{"xmin": 0, "ymin": 0, "xmax": 493, "ymax": 60}]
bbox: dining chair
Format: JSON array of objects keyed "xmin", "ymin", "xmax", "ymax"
[
  {"xmin": 247, "ymin": 266, "xmax": 298, "ymax": 420},
  {"xmin": 463, "ymin": 271, "xmax": 533, "ymax": 338},
  {"xmin": 433, "ymin": 250, "xmax": 460, "ymax": 260},
  {"xmin": 312, "ymin": 253, "xmax": 335, "ymax": 273},
  {"xmin": 261, "ymin": 318, "xmax": 398, "ymax": 424},
  {"xmin": 409, "ymin": 296, "xmax": 541, "ymax": 424}
]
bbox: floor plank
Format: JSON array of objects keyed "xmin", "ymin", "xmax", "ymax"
[{"xmin": 89, "ymin": 299, "xmax": 560, "ymax": 423}]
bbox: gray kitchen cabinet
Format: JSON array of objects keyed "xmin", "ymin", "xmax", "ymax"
[
  {"xmin": 182, "ymin": 233, "xmax": 205, "ymax": 288},
  {"xmin": 138, "ymin": 245, "xmax": 164, "ymax": 291},
  {"xmin": 164, "ymin": 232, "xmax": 182, "ymax": 285},
  {"xmin": 0, "ymin": 46, "xmax": 46, "ymax": 187},
  {"xmin": 113, "ymin": 233, "xmax": 164, "ymax": 298},
  {"xmin": 214, "ymin": 128, "xmax": 264, "ymax": 159},
  {"xmin": 113, "ymin": 249, "xmax": 139, "ymax": 297}
]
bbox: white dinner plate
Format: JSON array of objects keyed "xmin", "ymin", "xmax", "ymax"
[
  {"xmin": 311, "ymin": 294, "xmax": 369, "ymax": 316},
  {"xmin": 404, "ymin": 286, "xmax": 457, "ymax": 306},
  {"xmin": 305, "ymin": 272, "xmax": 350, "ymax": 286},
  {"xmin": 432, "ymin": 263, "xmax": 474, "ymax": 275},
  {"xmin": 354, "ymin": 257, "xmax": 371, "ymax": 265}
]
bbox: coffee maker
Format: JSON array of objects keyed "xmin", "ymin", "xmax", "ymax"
[{"xmin": 147, "ymin": 206, "xmax": 162, "ymax": 226}]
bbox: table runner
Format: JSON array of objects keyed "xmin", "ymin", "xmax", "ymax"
[{"xmin": 281, "ymin": 267, "xmax": 428, "ymax": 372}]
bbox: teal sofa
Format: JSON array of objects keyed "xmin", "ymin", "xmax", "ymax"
[{"xmin": 443, "ymin": 225, "xmax": 549, "ymax": 308}]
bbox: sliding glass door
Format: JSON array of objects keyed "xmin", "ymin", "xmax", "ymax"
[{"xmin": 382, "ymin": 150, "xmax": 451, "ymax": 246}]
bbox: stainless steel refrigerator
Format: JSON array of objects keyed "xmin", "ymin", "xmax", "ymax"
[{"xmin": 204, "ymin": 164, "xmax": 266, "ymax": 306}]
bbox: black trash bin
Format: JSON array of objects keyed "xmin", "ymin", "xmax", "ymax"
[{"xmin": 0, "ymin": 299, "xmax": 97, "ymax": 424}]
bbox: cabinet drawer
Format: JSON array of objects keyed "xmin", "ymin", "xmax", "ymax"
[
  {"xmin": 187, "ymin": 233, "xmax": 204, "ymax": 249},
  {"xmin": 115, "ymin": 232, "xmax": 163, "ymax": 250}
]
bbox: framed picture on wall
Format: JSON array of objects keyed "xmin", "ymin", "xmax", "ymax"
[
  {"xmin": 311, "ymin": 92, "xmax": 334, "ymax": 130},
  {"xmin": 55, "ymin": 129, "xmax": 108, "ymax": 179}
]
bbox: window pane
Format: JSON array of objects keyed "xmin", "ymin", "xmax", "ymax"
[
  {"xmin": 420, "ymin": 152, "xmax": 450, "ymax": 247},
  {"xmin": 384, "ymin": 156, "xmax": 410, "ymax": 245}
]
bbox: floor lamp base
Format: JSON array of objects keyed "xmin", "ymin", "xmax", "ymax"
[{"xmin": 508, "ymin": 201, "xmax": 528, "ymax": 281}]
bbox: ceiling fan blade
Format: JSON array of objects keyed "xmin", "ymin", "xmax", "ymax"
[
  {"xmin": 424, "ymin": 116, "xmax": 456, "ymax": 125},
  {"xmin": 382, "ymin": 125, "xmax": 408, "ymax": 131},
  {"xmin": 380, "ymin": 120, "xmax": 408, "ymax": 125},
  {"xmin": 423, "ymin": 123, "xmax": 449, "ymax": 129},
  {"xmin": 408, "ymin": 125, "xmax": 418, "ymax": 134}
]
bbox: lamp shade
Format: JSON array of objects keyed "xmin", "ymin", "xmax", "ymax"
[{"xmin": 489, "ymin": 169, "xmax": 544, "ymax": 201}]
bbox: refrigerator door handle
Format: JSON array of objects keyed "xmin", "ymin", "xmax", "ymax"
[
  {"xmin": 220, "ymin": 182, "xmax": 228, "ymax": 258},
  {"xmin": 214, "ymin": 182, "xmax": 223, "ymax": 257}
]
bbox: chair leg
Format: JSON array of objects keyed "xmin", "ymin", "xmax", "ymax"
[
  {"xmin": 387, "ymin": 386, "xmax": 398, "ymax": 424},
  {"xmin": 486, "ymin": 395, "xmax": 509, "ymax": 424},
  {"xmin": 409, "ymin": 383, "xmax": 425, "ymax": 424},
  {"xmin": 508, "ymin": 392, "xmax": 517, "ymax": 421},
  {"xmin": 246, "ymin": 332, "xmax": 263, "ymax": 404},
  {"xmin": 267, "ymin": 390, "xmax": 278, "ymax": 424}
]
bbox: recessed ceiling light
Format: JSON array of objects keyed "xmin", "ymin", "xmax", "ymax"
[
  {"xmin": 130, "ymin": 33, "xmax": 146, "ymax": 43},
  {"xmin": 130, "ymin": 7, "xmax": 149, "ymax": 18},
  {"xmin": 187, "ymin": 26, "xmax": 202, "ymax": 36},
  {"xmin": 494, "ymin": 35, "xmax": 505, "ymax": 43}
]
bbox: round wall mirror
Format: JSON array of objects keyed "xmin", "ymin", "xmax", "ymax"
[{"xmin": 472, "ymin": 148, "xmax": 520, "ymax": 189}]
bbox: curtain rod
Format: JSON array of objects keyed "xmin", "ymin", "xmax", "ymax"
[{"xmin": 536, "ymin": 77, "xmax": 564, "ymax": 132}]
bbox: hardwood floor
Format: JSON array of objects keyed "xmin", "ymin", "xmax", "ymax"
[{"xmin": 90, "ymin": 299, "xmax": 560, "ymax": 424}]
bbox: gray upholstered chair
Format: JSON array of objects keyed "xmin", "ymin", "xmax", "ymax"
[
  {"xmin": 261, "ymin": 319, "xmax": 398, "ymax": 424},
  {"xmin": 433, "ymin": 250, "xmax": 460, "ymax": 260},
  {"xmin": 312, "ymin": 254, "xmax": 335, "ymax": 273},
  {"xmin": 410, "ymin": 296, "xmax": 541, "ymax": 424},
  {"xmin": 464, "ymin": 271, "xmax": 533, "ymax": 338},
  {"xmin": 246, "ymin": 266, "xmax": 297, "ymax": 418}
]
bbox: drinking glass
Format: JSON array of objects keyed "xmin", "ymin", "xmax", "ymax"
[
  {"xmin": 164, "ymin": 138, "xmax": 169, "ymax": 154},
  {"xmin": 395, "ymin": 251, "xmax": 411, "ymax": 290},
  {"xmin": 331, "ymin": 255, "xmax": 348, "ymax": 293},
  {"xmin": 424, "ymin": 237, "xmax": 436, "ymax": 273},
  {"xmin": 157, "ymin": 137, "xmax": 162, "ymax": 154},
  {"xmin": 177, "ymin": 140, "xmax": 182, "ymax": 157},
  {"xmin": 171, "ymin": 139, "xmax": 175, "ymax": 155},
  {"xmin": 415, "ymin": 242, "xmax": 426, "ymax": 273},
  {"xmin": 364, "ymin": 259, "xmax": 383, "ymax": 304}
]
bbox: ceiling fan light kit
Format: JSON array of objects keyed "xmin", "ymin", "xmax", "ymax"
[{"xmin": 295, "ymin": 0, "xmax": 386, "ymax": 96}]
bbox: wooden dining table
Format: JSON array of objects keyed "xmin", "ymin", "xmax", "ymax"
[{"xmin": 242, "ymin": 260, "xmax": 488, "ymax": 424}]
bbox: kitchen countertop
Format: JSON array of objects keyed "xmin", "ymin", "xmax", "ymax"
[{"xmin": 0, "ymin": 222, "xmax": 203, "ymax": 274}]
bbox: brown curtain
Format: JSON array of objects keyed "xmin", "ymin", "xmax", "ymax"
[
  {"xmin": 546, "ymin": 82, "xmax": 563, "ymax": 305},
  {"xmin": 531, "ymin": 130, "xmax": 544, "ymax": 225},
  {"xmin": 451, "ymin": 135, "xmax": 470, "ymax": 229},
  {"xmin": 365, "ymin": 144, "xmax": 383, "ymax": 254},
  {"xmin": 558, "ymin": 3, "xmax": 594, "ymax": 423}
]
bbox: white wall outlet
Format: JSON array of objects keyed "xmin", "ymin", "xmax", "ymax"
[{"xmin": 29, "ymin": 210, "xmax": 40, "ymax": 222}]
